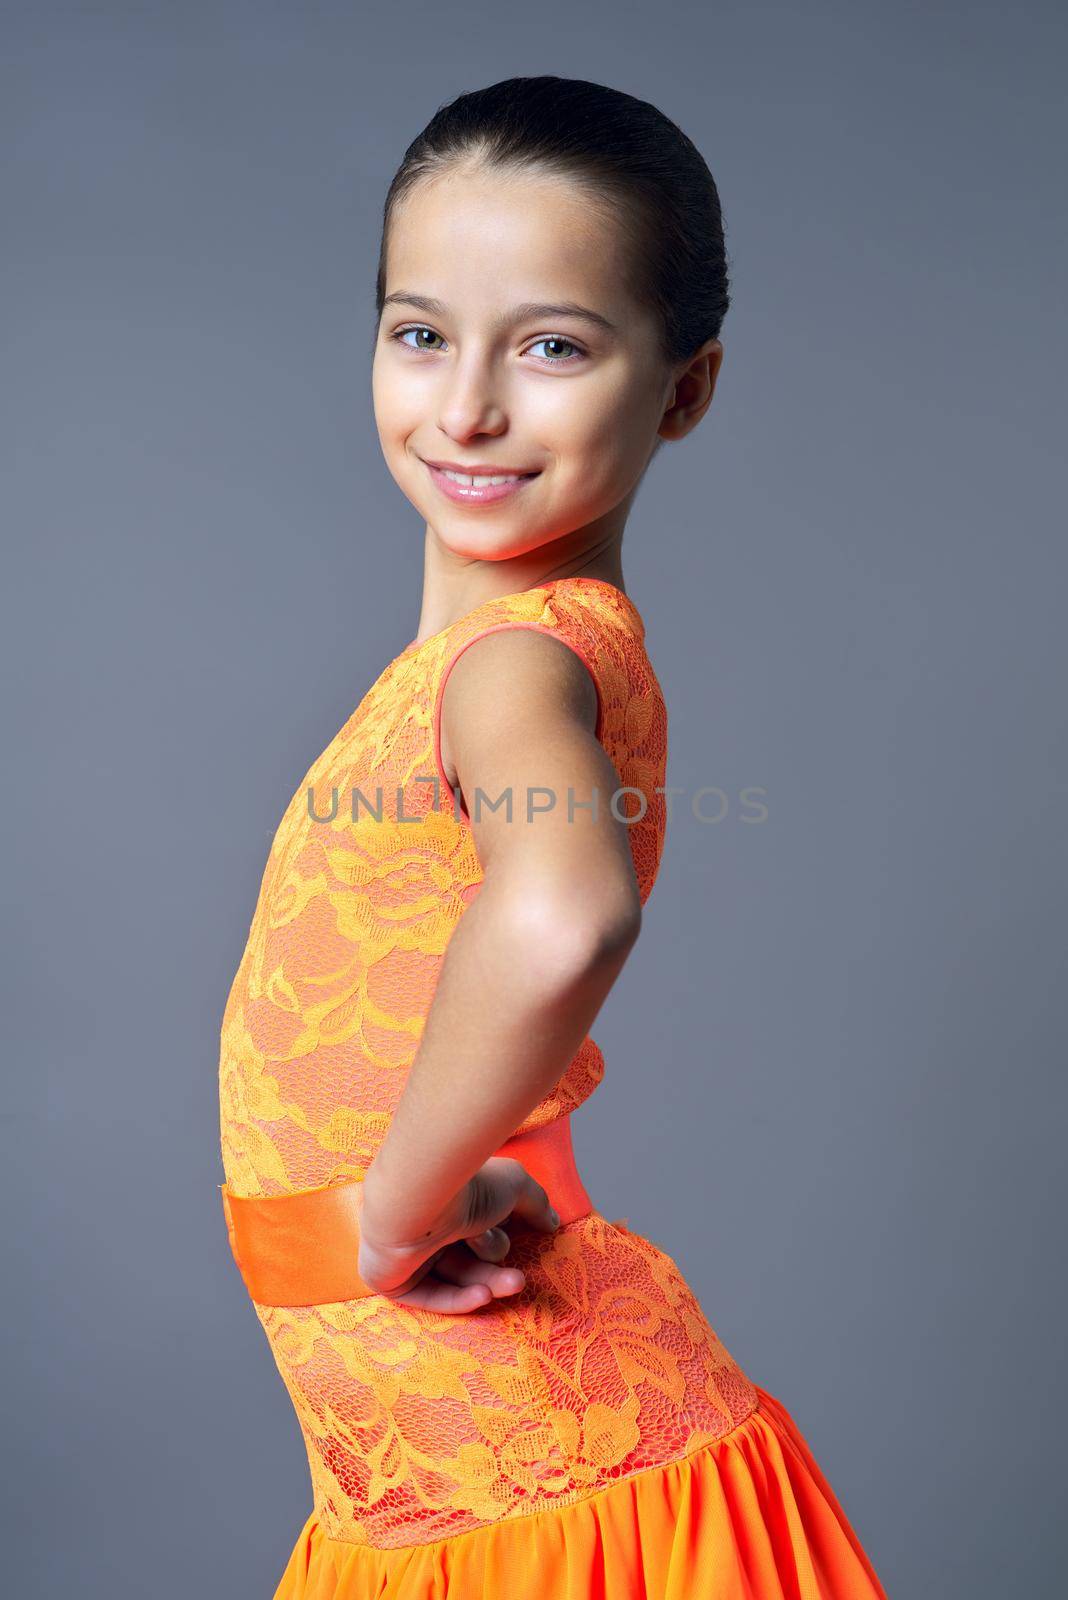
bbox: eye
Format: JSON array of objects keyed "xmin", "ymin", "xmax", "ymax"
[
  {"xmin": 392, "ymin": 326, "xmax": 445, "ymax": 352},
  {"xmin": 388, "ymin": 326, "xmax": 586, "ymax": 366},
  {"xmin": 526, "ymin": 335, "xmax": 585, "ymax": 366}
]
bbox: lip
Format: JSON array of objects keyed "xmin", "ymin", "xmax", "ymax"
[
  {"xmin": 422, "ymin": 458, "xmax": 540, "ymax": 476},
  {"xmin": 422, "ymin": 458, "xmax": 541, "ymax": 506}
]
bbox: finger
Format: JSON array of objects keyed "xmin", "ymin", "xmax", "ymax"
[
  {"xmin": 507, "ymin": 1172, "xmax": 561, "ymax": 1234},
  {"xmin": 394, "ymin": 1279, "xmax": 496, "ymax": 1314},
  {"xmin": 480, "ymin": 1156, "xmax": 561, "ymax": 1236},
  {"xmin": 391, "ymin": 1254, "xmax": 525, "ymax": 1313},
  {"xmin": 432, "ymin": 1242, "xmax": 526, "ymax": 1297},
  {"xmin": 465, "ymin": 1226, "xmax": 511, "ymax": 1262}
]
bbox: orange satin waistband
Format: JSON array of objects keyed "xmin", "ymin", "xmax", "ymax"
[{"xmin": 219, "ymin": 1114, "xmax": 594, "ymax": 1308}]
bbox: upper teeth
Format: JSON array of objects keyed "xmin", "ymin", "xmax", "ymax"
[{"xmin": 440, "ymin": 469, "xmax": 527, "ymax": 486}]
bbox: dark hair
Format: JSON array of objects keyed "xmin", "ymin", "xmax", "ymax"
[{"xmin": 375, "ymin": 76, "xmax": 729, "ymax": 370}]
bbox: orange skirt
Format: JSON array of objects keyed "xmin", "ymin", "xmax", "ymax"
[{"xmin": 271, "ymin": 1383, "xmax": 887, "ymax": 1599}]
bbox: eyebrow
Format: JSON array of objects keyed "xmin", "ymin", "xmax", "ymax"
[{"xmin": 381, "ymin": 292, "xmax": 618, "ymax": 337}]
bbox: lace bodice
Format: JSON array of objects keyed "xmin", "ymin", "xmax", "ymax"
[
  {"xmin": 219, "ymin": 576, "xmax": 668, "ymax": 1198},
  {"xmin": 217, "ymin": 576, "xmax": 759, "ymax": 1548}
]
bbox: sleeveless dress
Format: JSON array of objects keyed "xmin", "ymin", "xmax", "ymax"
[{"xmin": 218, "ymin": 575, "xmax": 888, "ymax": 1597}]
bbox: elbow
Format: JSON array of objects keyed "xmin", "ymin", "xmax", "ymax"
[
  {"xmin": 506, "ymin": 884, "xmax": 642, "ymax": 981},
  {"xmin": 588, "ymin": 897, "xmax": 642, "ymax": 963}
]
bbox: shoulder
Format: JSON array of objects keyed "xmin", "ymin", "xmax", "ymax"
[
  {"xmin": 430, "ymin": 577, "xmax": 655, "ymax": 790},
  {"xmin": 437, "ymin": 616, "xmax": 600, "ymax": 790},
  {"xmin": 458, "ymin": 603, "xmax": 597, "ymax": 699},
  {"xmin": 433, "ymin": 578, "xmax": 647, "ymax": 738}
]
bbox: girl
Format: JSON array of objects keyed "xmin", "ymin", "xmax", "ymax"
[{"xmin": 219, "ymin": 75, "xmax": 889, "ymax": 1598}]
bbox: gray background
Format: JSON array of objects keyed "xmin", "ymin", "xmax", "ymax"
[{"xmin": 4, "ymin": 4, "xmax": 1064, "ymax": 1595}]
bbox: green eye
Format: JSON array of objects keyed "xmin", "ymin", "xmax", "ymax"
[
  {"xmin": 394, "ymin": 327, "xmax": 443, "ymax": 352},
  {"xmin": 390, "ymin": 326, "xmax": 586, "ymax": 366},
  {"xmin": 527, "ymin": 337, "xmax": 583, "ymax": 366}
]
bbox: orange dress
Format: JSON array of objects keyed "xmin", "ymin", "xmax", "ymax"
[{"xmin": 218, "ymin": 575, "xmax": 888, "ymax": 1597}]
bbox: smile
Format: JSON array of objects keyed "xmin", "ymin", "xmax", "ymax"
[
  {"xmin": 423, "ymin": 460, "xmax": 540, "ymax": 505},
  {"xmin": 440, "ymin": 469, "xmax": 528, "ymax": 486}
]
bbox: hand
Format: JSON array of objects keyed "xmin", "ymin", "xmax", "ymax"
[{"xmin": 355, "ymin": 1156, "xmax": 562, "ymax": 1314}]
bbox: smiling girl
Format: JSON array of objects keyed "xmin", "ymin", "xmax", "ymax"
[{"xmin": 218, "ymin": 75, "xmax": 888, "ymax": 1597}]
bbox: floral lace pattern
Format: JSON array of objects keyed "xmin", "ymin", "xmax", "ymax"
[
  {"xmin": 254, "ymin": 1212, "xmax": 759, "ymax": 1547},
  {"xmin": 218, "ymin": 577, "xmax": 758, "ymax": 1548}
]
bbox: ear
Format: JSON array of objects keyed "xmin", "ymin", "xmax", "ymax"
[{"xmin": 660, "ymin": 339, "xmax": 724, "ymax": 441}]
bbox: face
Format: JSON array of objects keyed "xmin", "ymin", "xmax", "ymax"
[{"xmin": 372, "ymin": 164, "xmax": 684, "ymax": 563}]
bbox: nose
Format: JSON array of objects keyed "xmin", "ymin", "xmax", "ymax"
[{"xmin": 437, "ymin": 357, "xmax": 508, "ymax": 440}]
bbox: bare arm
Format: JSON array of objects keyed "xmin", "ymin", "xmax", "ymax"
[{"xmin": 360, "ymin": 627, "xmax": 642, "ymax": 1251}]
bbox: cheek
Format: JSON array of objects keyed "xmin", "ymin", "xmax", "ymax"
[
  {"xmin": 554, "ymin": 402, "xmax": 644, "ymax": 493},
  {"xmin": 549, "ymin": 367, "xmax": 649, "ymax": 456},
  {"xmin": 372, "ymin": 382, "xmax": 422, "ymax": 456},
  {"xmin": 372, "ymin": 353, "xmax": 413, "ymax": 422},
  {"xmin": 370, "ymin": 360, "xmax": 392, "ymax": 429}
]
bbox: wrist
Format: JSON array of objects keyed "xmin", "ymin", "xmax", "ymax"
[{"xmin": 361, "ymin": 1161, "xmax": 458, "ymax": 1252}]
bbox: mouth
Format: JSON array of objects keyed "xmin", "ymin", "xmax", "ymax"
[
  {"xmin": 421, "ymin": 458, "xmax": 541, "ymax": 484},
  {"xmin": 421, "ymin": 458, "xmax": 541, "ymax": 505}
]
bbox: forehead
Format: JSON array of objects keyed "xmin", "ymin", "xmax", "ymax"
[{"xmin": 385, "ymin": 166, "xmax": 640, "ymax": 322}]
